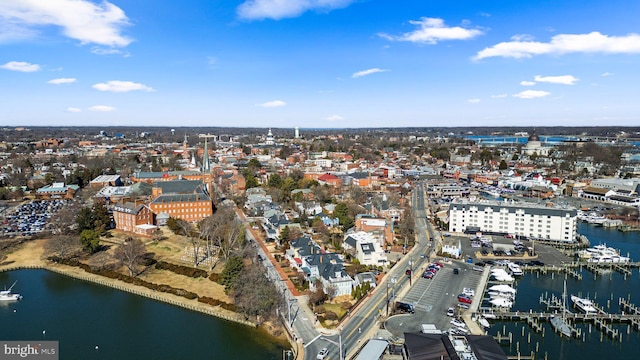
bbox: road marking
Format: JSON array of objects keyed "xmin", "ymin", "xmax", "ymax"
[{"xmin": 304, "ymin": 334, "xmax": 322, "ymax": 348}]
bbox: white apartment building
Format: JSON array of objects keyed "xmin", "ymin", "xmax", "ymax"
[{"xmin": 448, "ymin": 199, "xmax": 577, "ymax": 242}]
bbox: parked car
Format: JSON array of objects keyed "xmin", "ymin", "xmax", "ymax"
[
  {"xmin": 450, "ymin": 318, "xmax": 466, "ymax": 328},
  {"xmin": 457, "ymin": 295, "xmax": 472, "ymax": 304},
  {"xmin": 422, "ymin": 271, "xmax": 435, "ymax": 279},
  {"xmin": 396, "ymin": 302, "xmax": 415, "ymax": 314}
]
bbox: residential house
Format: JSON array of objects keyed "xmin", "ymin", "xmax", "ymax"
[{"xmin": 343, "ymin": 231, "xmax": 388, "ymax": 267}]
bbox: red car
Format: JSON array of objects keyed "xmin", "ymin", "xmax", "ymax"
[{"xmin": 457, "ymin": 295, "xmax": 472, "ymax": 304}]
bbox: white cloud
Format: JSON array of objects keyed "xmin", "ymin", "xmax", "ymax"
[
  {"xmin": 237, "ymin": 0, "xmax": 355, "ymax": 20},
  {"xmin": 91, "ymin": 47, "xmax": 129, "ymax": 57},
  {"xmin": 491, "ymin": 94, "xmax": 508, "ymax": 98},
  {"xmin": 513, "ymin": 90, "xmax": 550, "ymax": 99},
  {"xmin": 0, "ymin": 61, "xmax": 40, "ymax": 72},
  {"xmin": 520, "ymin": 81, "xmax": 536, "ymax": 86},
  {"xmin": 88, "ymin": 105, "xmax": 115, "ymax": 112},
  {"xmin": 257, "ymin": 100, "xmax": 286, "ymax": 108},
  {"xmin": 474, "ymin": 31, "xmax": 640, "ymax": 60},
  {"xmin": 601, "ymin": 72, "xmax": 614, "ymax": 77},
  {"xmin": 378, "ymin": 17, "xmax": 483, "ymax": 44},
  {"xmin": 534, "ymin": 75, "xmax": 578, "ymax": 85},
  {"xmin": 352, "ymin": 68, "xmax": 388, "ymax": 78},
  {"xmin": 467, "ymin": 98, "xmax": 480, "ymax": 104},
  {"xmin": 0, "ymin": 0, "xmax": 132, "ymax": 47},
  {"xmin": 48, "ymin": 77, "xmax": 76, "ymax": 84},
  {"xmin": 92, "ymin": 80, "xmax": 154, "ymax": 92},
  {"xmin": 66, "ymin": 107, "xmax": 81, "ymax": 113},
  {"xmin": 326, "ymin": 115, "xmax": 344, "ymax": 121}
]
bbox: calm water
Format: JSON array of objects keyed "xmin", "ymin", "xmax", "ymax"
[
  {"xmin": 490, "ymin": 223, "xmax": 640, "ymax": 359},
  {"xmin": 0, "ymin": 269, "xmax": 286, "ymax": 359}
]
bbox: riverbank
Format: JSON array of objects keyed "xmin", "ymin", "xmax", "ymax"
[{"xmin": 0, "ymin": 239, "xmax": 292, "ymax": 352}]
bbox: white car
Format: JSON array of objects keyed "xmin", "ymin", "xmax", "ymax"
[
  {"xmin": 462, "ymin": 288, "xmax": 475, "ymax": 297},
  {"xmin": 446, "ymin": 307, "xmax": 455, "ymax": 317},
  {"xmin": 450, "ymin": 319, "xmax": 466, "ymax": 328},
  {"xmin": 317, "ymin": 348, "xmax": 328, "ymax": 359}
]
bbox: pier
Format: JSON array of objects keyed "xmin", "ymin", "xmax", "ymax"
[{"xmin": 523, "ymin": 262, "xmax": 640, "ymax": 280}]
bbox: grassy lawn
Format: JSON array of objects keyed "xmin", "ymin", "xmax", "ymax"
[{"xmin": 322, "ymin": 303, "xmax": 348, "ymax": 319}]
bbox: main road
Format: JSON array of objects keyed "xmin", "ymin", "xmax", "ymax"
[
  {"xmin": 241, "ymin": 182, "xmax": 438, "ymax": 360},
  {"xmin": 303, "ymin": 182, "xmax": 439, "ymax": 359}
]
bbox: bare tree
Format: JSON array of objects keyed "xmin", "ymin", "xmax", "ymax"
[
  {"xmin": 178, "ymin": 221, "xmax": 202, "ymax": 267},
  {"xmin": 200, "ymin": 206, "xmax": 245, "ymax": 262},
  {"xmin": 51, "ymin": 201, "xmax": 81, "ymax": 235},
  {"xmin": 114, "ymin": 237, "xmax": 146, "ymax": 277},
  {"xmin": 44, "ymin": 235, "xmax": 81, "ymax": 259}
]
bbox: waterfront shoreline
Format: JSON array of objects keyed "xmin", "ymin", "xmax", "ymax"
[{"xmin": 0, "ymin": 239, "xmax": 293, "ymax": 351}]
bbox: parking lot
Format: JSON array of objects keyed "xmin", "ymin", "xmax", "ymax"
[
  {"xmin": 1, "ymin": 200, "xmax": 67, "ymax": 237},
  {"xmin": 385, "ymin": 261, "xmax": 483, "ymax": 336}
]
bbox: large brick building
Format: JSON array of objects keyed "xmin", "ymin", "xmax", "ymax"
[{"xmin": 112, "ymin": 201, "xmax": 157, "ymax": 236}]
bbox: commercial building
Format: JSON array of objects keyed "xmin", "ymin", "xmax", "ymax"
[{"xmin": 448, "ymin": 199, "xmax": 577, "ymax": 242}]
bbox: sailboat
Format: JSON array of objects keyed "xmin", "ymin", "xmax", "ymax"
[
  {"xmin": 550, "ymin": 280, "xmax": 572, "ymax": 337},
  {"xmin": 0, "ymin": 281, "xmax": 22, "ymax": 301}
]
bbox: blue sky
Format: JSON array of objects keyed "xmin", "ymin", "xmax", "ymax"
[{"xmin": 1, "ymin": 0, "xmax": 640, "ymax": 128}]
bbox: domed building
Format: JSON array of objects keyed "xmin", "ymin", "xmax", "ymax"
[{"xmin": 522, "ymin": 128, "xmax": 550, "ymax": 156}]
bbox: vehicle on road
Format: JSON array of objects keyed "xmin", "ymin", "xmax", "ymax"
[
  {"xmin": 317, "ymin": 348, "xmax": 328, "ymax": 359},
  {"xmin": 453, "ymin": 268, "xmax": 459, "ymax": 275},
  {"xmin": 446, "ymin": 307, "xmax": 455, "ymax": 317}
]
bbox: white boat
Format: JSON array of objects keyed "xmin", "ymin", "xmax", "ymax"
[
  {"xmin": 507, "ymin": 263, "xmax": 523, "ymax": 276},
  {"xmin": 0, "ymin": 281, "xmax": 22, "ymax": 301},
  {"xmin": 490, "ymin": 269, "xmax": 514, "ymax": 282},
  {"xmin": 550, "ymin": 281, "xmax": 572, "ymax": 337},
  {"xmin": 478, "ymin": 317, "xmax": 491, "ymax": 329},
  {"xmin": 489, "ymin": 284, "xmax": 517, "ymax": 294},
  {"xmin": 489, "ymin": 297, "xmax": 512, "ymax": 308},
  {"xmin": 571, "ymin": 295, "xmax": 598, "ymax": 314},
  {"xmin": 488, "ymin": 292, "xmax": 515, "ymax": 300}
]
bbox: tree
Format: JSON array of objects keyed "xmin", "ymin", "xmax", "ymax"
[
  {"xmin": 200, "ymin": 207, "xmax": 246, "ymax": 262},
  {"xmin": 79, "ymin": 229, "xmax": 101, "ymax": 253},
  {"xmin": 268, "ymin": 173, "xmax": 283, "ymax": 188},
  {"xmin": 114, "ymin": 237, "xmax": 147, "ymax": 277},
  {"xmin": 334, "ymin": 202, "xmax": 354, "ymax": 231},
  {"xmin": 76, "ymin": 207, "xmax": 94, "ymax": 233},
  {"xmin": 499, "ymin": 159, "xmax": 509, "ymax": 170},
  {"xmin": 45, "ymin": 236, "xmax": 81, "ymax": 259},
  {"xmin": 308, "ymin": 279, "xmax": 326, "ymax": 307},
  {"xmin": 232, "ymin": 264, "xmax": 281, "ymax": 322},
  {"xmin": 221, "ymin": 255, "xmax": 244, "ymax": 293},
  {"xmin": 178, "ymin": 220, "xmax": 202, "ymax": 267}
]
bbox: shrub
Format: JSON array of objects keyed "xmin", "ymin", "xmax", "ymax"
[
  {"xmin": 156, "ymin": 260, "xmax": 207, "ymax": 278},
  {"xmin": 315, "ymin": 305, "xmax": 326, "ymax": 314},
  {"xmin": 324, "ymin": 311, "xmax": 338, "ymax": 320},
  {"xmin": 209, "ymin": 272, "xmax": 222, "ymax": 283}
]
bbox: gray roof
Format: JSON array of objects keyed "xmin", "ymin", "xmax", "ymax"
[
  {"xmin": 150, "ymin": 193, "xmax": 211, "ymax": 203},
  {"xmin": 154, "ymin": 180, "xmax": 204, "ymax": 194},
  {"xmin": 450, "ymin": 200, "xmax": 577, "ymax": 217},
  {"xmin": 113, "ymin": 202, "xmax": 146, "ymax": 215}
]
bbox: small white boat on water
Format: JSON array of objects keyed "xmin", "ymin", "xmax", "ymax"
[
  {"xmin": 477, "ymin": 317, "xmax": 491, "ymax": 329},
  {"xmin": 571, "ymin": 295, "xmax": 598, "ymax": 314},
  {"xmin": 507, "ymin": 263, "xmax": 523, "ymax": 276},
  {"xmin": 489, "ymin": 297, "xmax": 513, "ymax": 308},
  {"xmin": 0, "ymin": 281, "xmax": 22, "ymax": 301}
]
